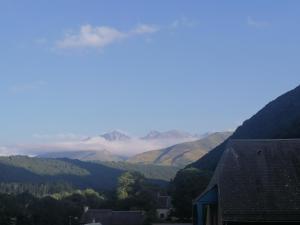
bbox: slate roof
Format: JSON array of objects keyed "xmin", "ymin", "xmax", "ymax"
[
  {"xmin": 111, "ymin": 211, "xmax": 145, "ymax": 225},
  {"xmin": 80, "ymin": 209, "xmax": 112, "ymax": 225},
  {"xmin": 196, "ymin": 139, "xmax": 300, "ymax": 222},
  {"xmin": 80, "ymin": 209, "xmax": 145, "ymax": 225}
]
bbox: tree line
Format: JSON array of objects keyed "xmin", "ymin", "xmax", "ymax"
[{"xmin": 0, "ymin": 171, "xmax": 167, "ymax": 225}]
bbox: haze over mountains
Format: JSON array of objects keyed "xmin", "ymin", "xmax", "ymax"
[
  {"xmin": 37, "ymin": 131, "xmax": 231, "ymax": 166},
  {"xmin": 3, "ymin": 129, "xmax": 210, "ymax": 159}
]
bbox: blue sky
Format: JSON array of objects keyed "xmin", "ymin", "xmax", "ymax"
[{"xmin": 0, "ymin": 0, "xmax": 300, "ymax": 144}]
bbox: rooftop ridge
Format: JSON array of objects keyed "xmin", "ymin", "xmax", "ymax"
[{"xmin": 229, "ymin": 138, "xmax": 300, "ymax": 142}]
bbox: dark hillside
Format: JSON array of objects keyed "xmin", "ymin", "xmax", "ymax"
[{"xmin": 191, "ymin": 84, "xmax": 300, "ymax": 171}]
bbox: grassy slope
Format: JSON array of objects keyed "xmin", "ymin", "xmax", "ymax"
[{"xmin": 128, "ymin": 132, "xmax": 232, "ymax": 167}]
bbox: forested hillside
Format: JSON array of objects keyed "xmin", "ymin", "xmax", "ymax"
[
  {"xmin": 0, "ymin": 156, "xmax": 179, "ymax": 192},
  {"xmin": 100, "ymin": 161, "xmax": 180, "ymax": 181},
  {"xmin": 37, "ymin": 150, "xmax": 125, "ymax": 162}
]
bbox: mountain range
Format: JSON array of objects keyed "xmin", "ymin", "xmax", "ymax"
[
  {"xmin": 36, "ymin": 130, "xmax": 231, "ymax": 167},
  {"xmin": 2, "ymin": 84, "xmax": 300, "ymax": 194},
  {"xmin": 33, "ymin": 129, "xmax": 204, "ymax": 161}
]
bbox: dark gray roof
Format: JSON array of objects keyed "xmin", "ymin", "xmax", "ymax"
[
  {"xmin": 111, "ymin": 211, "xmax": 145, "ymax": 225},
  {"xmin": 80, "ymin": 209, "xmax": 112, "ymax": 225},
  {"xmin": 197, "ymin": 139, "xmax": 300, "ymax": 222},
  {"xmin": 80, "ymin": 209, "xmax": 145, "ymax": 225}
]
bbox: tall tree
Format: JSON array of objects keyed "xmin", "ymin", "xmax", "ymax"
[{"xmin": 170, "ymin": 168, "xmax": 211, "ymax": 219}]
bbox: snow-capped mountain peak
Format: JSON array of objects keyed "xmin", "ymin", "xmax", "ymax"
[{"xmin": 100, "ymin": 130, "xmax": 131, "ymax": 142}]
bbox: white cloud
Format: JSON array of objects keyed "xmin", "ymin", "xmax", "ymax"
[
  {"xmin": 131, "ymin": 24, "xmax": 159, "ymax": 34},
  {"xmin": 54, "ymin": 19, "xmax": 200, "ymax": 50},
  {"xmin": 0, "ymin": 146, "xmax": 20, "ymax": 156},
  {"xmin": 247, "ymin": 17, "xmax": 269, "ymax": 28},
  {"xmin": 170, "ymin": 17, "xmax": 198, "ymax": 29},
  {"xmin": 4, "ymin": 133, "xmax": 198, "ymax": 157},
  {"xmin": 56, "ymin": 24, "xmax": 159, "ymax": 49},
  {"xmin": 10, "ymin": 81, "xmax": 47, "ymax": 94}
]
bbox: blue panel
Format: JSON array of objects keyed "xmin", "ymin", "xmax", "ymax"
[
  {"xmin": 194, "ymin": 186, "xmax": 218, "ymax": 225},
  {"xmin": 197, "ymin": 187, "xmax": 218, "ymax": 204},
  {"xmin": 196, "ymin": 203, "xmax": 203, "ymax": 225}
]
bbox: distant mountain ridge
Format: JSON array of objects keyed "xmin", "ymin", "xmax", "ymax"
[
  {"xmin": 141, "ymin": 129, "xmax": 198, "ymax": 140},
  {"xmin": 128, "ymin": 132, "xmax": 232, "ymax": 167},
  {"xmin": 37, "ymin": 150, "xmax": 126, "ymax": 162},
  {"xmin": 84, "ymin": 129, "xmax": 199, "ymax": 142}
]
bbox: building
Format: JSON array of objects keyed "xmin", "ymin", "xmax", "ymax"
[
  {"xmin": 193, "ymin": 139, "xmax": 300, "ymax": 225},
  {"xmin": 80, "ymin": 208, "xmax": 145, "ymax": 225},
  {"xmin": 156, "ymin": 194, "xmax": 172, "ymax": 220}
]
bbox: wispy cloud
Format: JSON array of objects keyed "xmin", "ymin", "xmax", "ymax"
[
  {"xmin": 247, "ymin": 16, "xmax": 270, "ymax": 28},
  {"xmin": 56, "ymin": 24, "xmax": 159, "ymax": 49},
  {"xmin": 9, "ymin": 81, "xmax": 47, "ymax": 94},
  {"xmin": 131, "ymin": 24, "xmax": 159, "ymax": 34},
  {"xmin": 170, "ymin": 17, "xmax": 199, "ymax": 29}
]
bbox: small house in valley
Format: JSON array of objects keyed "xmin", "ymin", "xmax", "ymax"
[
  {"xmin": 193, "ymin": 139, "xmax": 300, "ymax": 225},
  {"xmin": 156, "ymin": 194, "xmax": 172, "ymax": 220}
]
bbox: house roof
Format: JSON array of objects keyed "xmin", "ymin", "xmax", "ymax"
[
  {"xmin": 80, "ymin": 209, "xmax": 145, "ymax": 225},
  {"xmin": 196, "ymin": 139, "xmax": 300, "ymax": 222},
  {"xmin": 80, "ymin": 209, "xmax": 112, "ymax": 225},
  {"xmin": 111, "ymin": 211, "xmax": 145, "ymax": 225}
]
